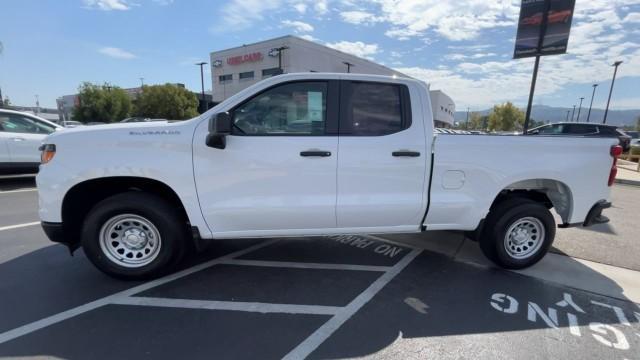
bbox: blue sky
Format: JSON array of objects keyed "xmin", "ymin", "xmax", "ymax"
[{"xmin": 0, "ymin": 0, "xmax": 639, "ymax": 111}]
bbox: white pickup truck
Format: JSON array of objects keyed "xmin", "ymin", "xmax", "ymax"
[{"xmin": 36, "ymin": 73, "xmax": 621, "ymax": 279}]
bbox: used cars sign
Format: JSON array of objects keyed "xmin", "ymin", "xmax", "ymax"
[{"xmin": 514, "ymin": 0, "xmax": 576, "ymax": 59}]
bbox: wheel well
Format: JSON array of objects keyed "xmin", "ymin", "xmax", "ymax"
[
  {"xmin": 490, "ymin": 179, "xmax": 572, "ymax": 223},
  {"xmin": 61, "ymin": 177, "xmax": 190, "ymax": 246}
]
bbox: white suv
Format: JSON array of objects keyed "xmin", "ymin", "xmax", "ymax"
[{"xmin": 0, "ymin": 109, "xmax": 62, "ymax": 175}]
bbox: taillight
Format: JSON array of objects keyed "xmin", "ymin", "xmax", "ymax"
[
  {"xmin": 39, "ymin": 144, "xmax": 56, "ymax": 165},
  {"xmin": 608, "ymin": 145, "xmax": 622, "ymax": 186}
]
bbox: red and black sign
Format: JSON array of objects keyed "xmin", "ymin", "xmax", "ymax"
[
  {"xmin": 514, "ymin": 0, "xmax": 576, "ymax": 59},
  {"xmin": 227, "ymin": 52, "xmax": 264, "ymax": 66}
]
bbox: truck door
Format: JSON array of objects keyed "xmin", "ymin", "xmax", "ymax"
[
  {"xmin": 193, "ymin": 80, "xmax": 339, "ymax": 235},
  {"xmin": 336, "ymin": 80, "xmax": 428, "ymax": 229},
  {"xmin": 0, "ymin": 123, "xmax": 11, "ymax": 166}
]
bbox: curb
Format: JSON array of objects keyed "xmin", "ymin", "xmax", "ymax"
[{"xmin": 615, "ymin": 178, "xmax": 640, "ymax": 187}]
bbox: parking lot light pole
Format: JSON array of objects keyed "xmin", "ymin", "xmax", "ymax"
[
  {"xmin": 269, "ymin": 46, "xmax": 289, "ymax": 74},
  {"xmin": 586, "ymin": 84, "xmax": 598, "ymax": 123},
  {"xmin": 603, "ymin": 60, "xmax": 623, "ymax": 124},
  {"xmin": 343, "ymin": 61, "xmax": 354, "ymax": 73},
  {"xmin": 465, "ymin": 107, "xmax": 470, "ymax": 129},
  {"xmin": 195, "ymin": 62, "xmax": 207, "ymax": 112},
  {"xmin": 576, "ymin": 97, "xmax": 584, "ymax": 122}
]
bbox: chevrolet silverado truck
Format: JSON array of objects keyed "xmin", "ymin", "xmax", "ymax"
[{"xmin": 36, "ymin": 73, "xmax": 620, "ymax": 279}]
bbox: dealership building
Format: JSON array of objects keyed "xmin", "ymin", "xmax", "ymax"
[{"xmin": 209, "ymin": 35, "xmax": 455, "ymax": 127}]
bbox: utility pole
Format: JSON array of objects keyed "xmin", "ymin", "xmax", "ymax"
[
  {"xmin": 343, "ymin": 61, "xmax": 354, "ymax": 73},
  {"xmin": 523, "ymin": 0, "xmax": 551, "ymax": 134},
  {"xmin": 603, "ymin": 60, "xmax": 623, "ymax": 124},
  {"xmin": 586, "ymin": 83, "xmax": 598, "ymax": 123},
  {"xmin": 465, "ymin": 107, "xmax": 470, "ymax": 129},
  {"xmin": 195, "ymin": 62, "xmax": 207, "ymax": 112},
  {"xmin": 571, "ymin": 105, "xmax": 576, "ymax": 122},
  {"xmin": 35, "ymin": 94, "xmax": 40, "ymax": 114},
  {"xmin": 576, "ymin": 97, "xmax": 584, "ymax": 122}
]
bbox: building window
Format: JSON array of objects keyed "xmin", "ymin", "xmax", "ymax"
[
  {"xmin": 262, "ymin": 67, "xmax": 282, "ymax": 78},
  {"xmin": 239, "ymin": 71, "xmax": 254, "ymax": 80},
  {"xmin": 219, "ymin": 74, "xmax": 232, "ymax": 83}
]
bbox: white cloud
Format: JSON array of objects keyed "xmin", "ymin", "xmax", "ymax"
[
  {"xmin": 293, "ymin": 2, "xmax": 307, "ymax": 13},
  {"xmin": 314, "ymin": 0, "xmax": 328, "ymax": 15},
  {"xmin": 623, "ymin": 12, "xmax": 640, "ymax": 23},
  {"xmin": 298, "ymin": 34, "xmax": 319, "ymax": 42},
  {"xmin": 340, "ymin": 11, "xmax": 383, "ymax": 25},
  {"xmin": 393, "ymin": 0, "xmax": 640, "ymax": 108},
  {"xmin": 326, "ymin": 41, "xmax": 379, "ymax": 59},
  {"xmin": 348, "ymin": 0, "xmax": 519, "ymax": 41},
  {"xmin": 281, "ymin": 20, "xmax": 314, "ymax": 33},
  {"xmin": 215, "ymin": 0, "xmax": 328, "ymax": 31},
  {"xmin": 99, "ymin": 47, "xmax": 137, "ymax": 59},
  {"xmin": 82, "ymin": 0, "xmax": 130, "ymax": 11}
]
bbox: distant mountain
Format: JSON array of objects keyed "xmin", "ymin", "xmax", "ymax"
[{"xmin": 455, "ymin": 105, "xmax": 640, "ymax": 127}]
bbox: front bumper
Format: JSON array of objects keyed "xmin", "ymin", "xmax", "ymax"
[{"xmin": 41, "ymin": 222, "xmax": 80, "ymax": 253}]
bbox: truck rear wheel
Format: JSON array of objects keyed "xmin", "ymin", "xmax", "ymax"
[
  {"xmin": 81, "ymin": 192, "xmax": 187, "ymax": 280},
  {"xmin": 480, "ymin": 198, "xmax": 555, "ymax": 269}
]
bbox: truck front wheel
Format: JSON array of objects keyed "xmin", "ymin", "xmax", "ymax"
[
  {"xmin": 480, "ymin": 198, "xmax": 555, "ymax": 269},
  {"xmin": 81, "ymin": 192, "xmax": 187, "ymax": 280}
]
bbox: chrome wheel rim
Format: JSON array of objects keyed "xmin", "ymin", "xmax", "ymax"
[
  {"xmin": 99, "ymin": 214, "xmax": 162, "ymax": 268},
  {"xmin": 504, "ymin": 216, "xmax": 545, "ymax": 260}
]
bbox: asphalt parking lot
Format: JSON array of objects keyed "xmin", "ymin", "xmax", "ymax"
[{"xmin": 1, "ymin": 177, "xmax": 639, "ymax": 359}]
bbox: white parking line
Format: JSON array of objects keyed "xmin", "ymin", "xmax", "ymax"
[
  {"xmin": 0, "ymin": 222, "xmax": 40, "ymax": 232},
  {"xmin": 0, "ymin": 239, "xmax": 278, "ymax": 345},
  {"xmin": 113, "ymin": 296, "xmax": 341, "ymax": 315},
  {"xmin": 221, "ymin": 259, "xmax": 392, "ymax": 272},
  {"xmin": 0, "ymin": 234, "xmax": 421, "ymax": 358},
  {"xmin": 283, "ymin": 248, "xmax": 422, "ymax": 360},
  {"xmin": 0, "ymin": 188, "xmax": 37, "ymax": 194}
]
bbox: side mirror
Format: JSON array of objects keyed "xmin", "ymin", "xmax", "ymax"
[{"xmin": 206, "ymin": 112, "xmax": 231, "ymax": 149}]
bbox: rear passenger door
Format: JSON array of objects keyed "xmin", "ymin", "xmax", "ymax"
[{"xmin": 336, "ymin": 81, "xmax": 428, "ymax": 229}]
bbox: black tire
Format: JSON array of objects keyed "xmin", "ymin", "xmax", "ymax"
[
  {"xmin": 480, "ymin": 198, "xmax": 555, "ymax": 269},
  {"xmin": 81, "ymin": 192, "xmax": 188, "ymax": 280}
]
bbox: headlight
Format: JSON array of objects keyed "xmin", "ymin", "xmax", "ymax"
[{"xmin": 39, "ymin": 144, "xmax": 56, "ymax": 164}]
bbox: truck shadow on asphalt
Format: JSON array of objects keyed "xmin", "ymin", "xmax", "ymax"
[{"xmin": 0, "ymin": 235, "xmax": 638, "ymax": 359}]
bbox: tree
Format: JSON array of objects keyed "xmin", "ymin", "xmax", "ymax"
[
  {"xmin": 134, "ymin": 84, "xmax": 199, "ymax": 120},
  {"xmin": 467, "ymin": 112, "xmax": 489, "ymax": 130},
  {"xmin": 72, "ymin": 82, "xmax": 131, "ymax": 123},
  {"xmin": 488, "ymin": 102, "xmax": 525, "ymax": 132}
]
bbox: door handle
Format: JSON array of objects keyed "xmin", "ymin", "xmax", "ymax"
[
  {"xmin": 392, "ymin": 151, "xmax": 420, "ymax": 157},
  {"xmin": 11, "ymin": 137, "xmax": 26, "ymax": 142},
  {"xmin": 300, "ymin": 150, "xmax": 331, "ymax": 157}
]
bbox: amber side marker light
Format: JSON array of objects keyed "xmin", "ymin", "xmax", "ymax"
[{"xmin": 39, "ymin": 144, "xmax": 56, "ymax": 164}]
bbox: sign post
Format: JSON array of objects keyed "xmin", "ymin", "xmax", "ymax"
[{"xmin": 514, "ymin": 0, "xmax": 576, "ymax": 133}]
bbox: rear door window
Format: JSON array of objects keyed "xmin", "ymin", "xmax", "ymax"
[
  {"xmin": 563, "ymin": 124, "xmax": 597, "ymax": 135},
  {"xmin": 340, "ymin": 82, "xmax": 411, "ymax": 136}
]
